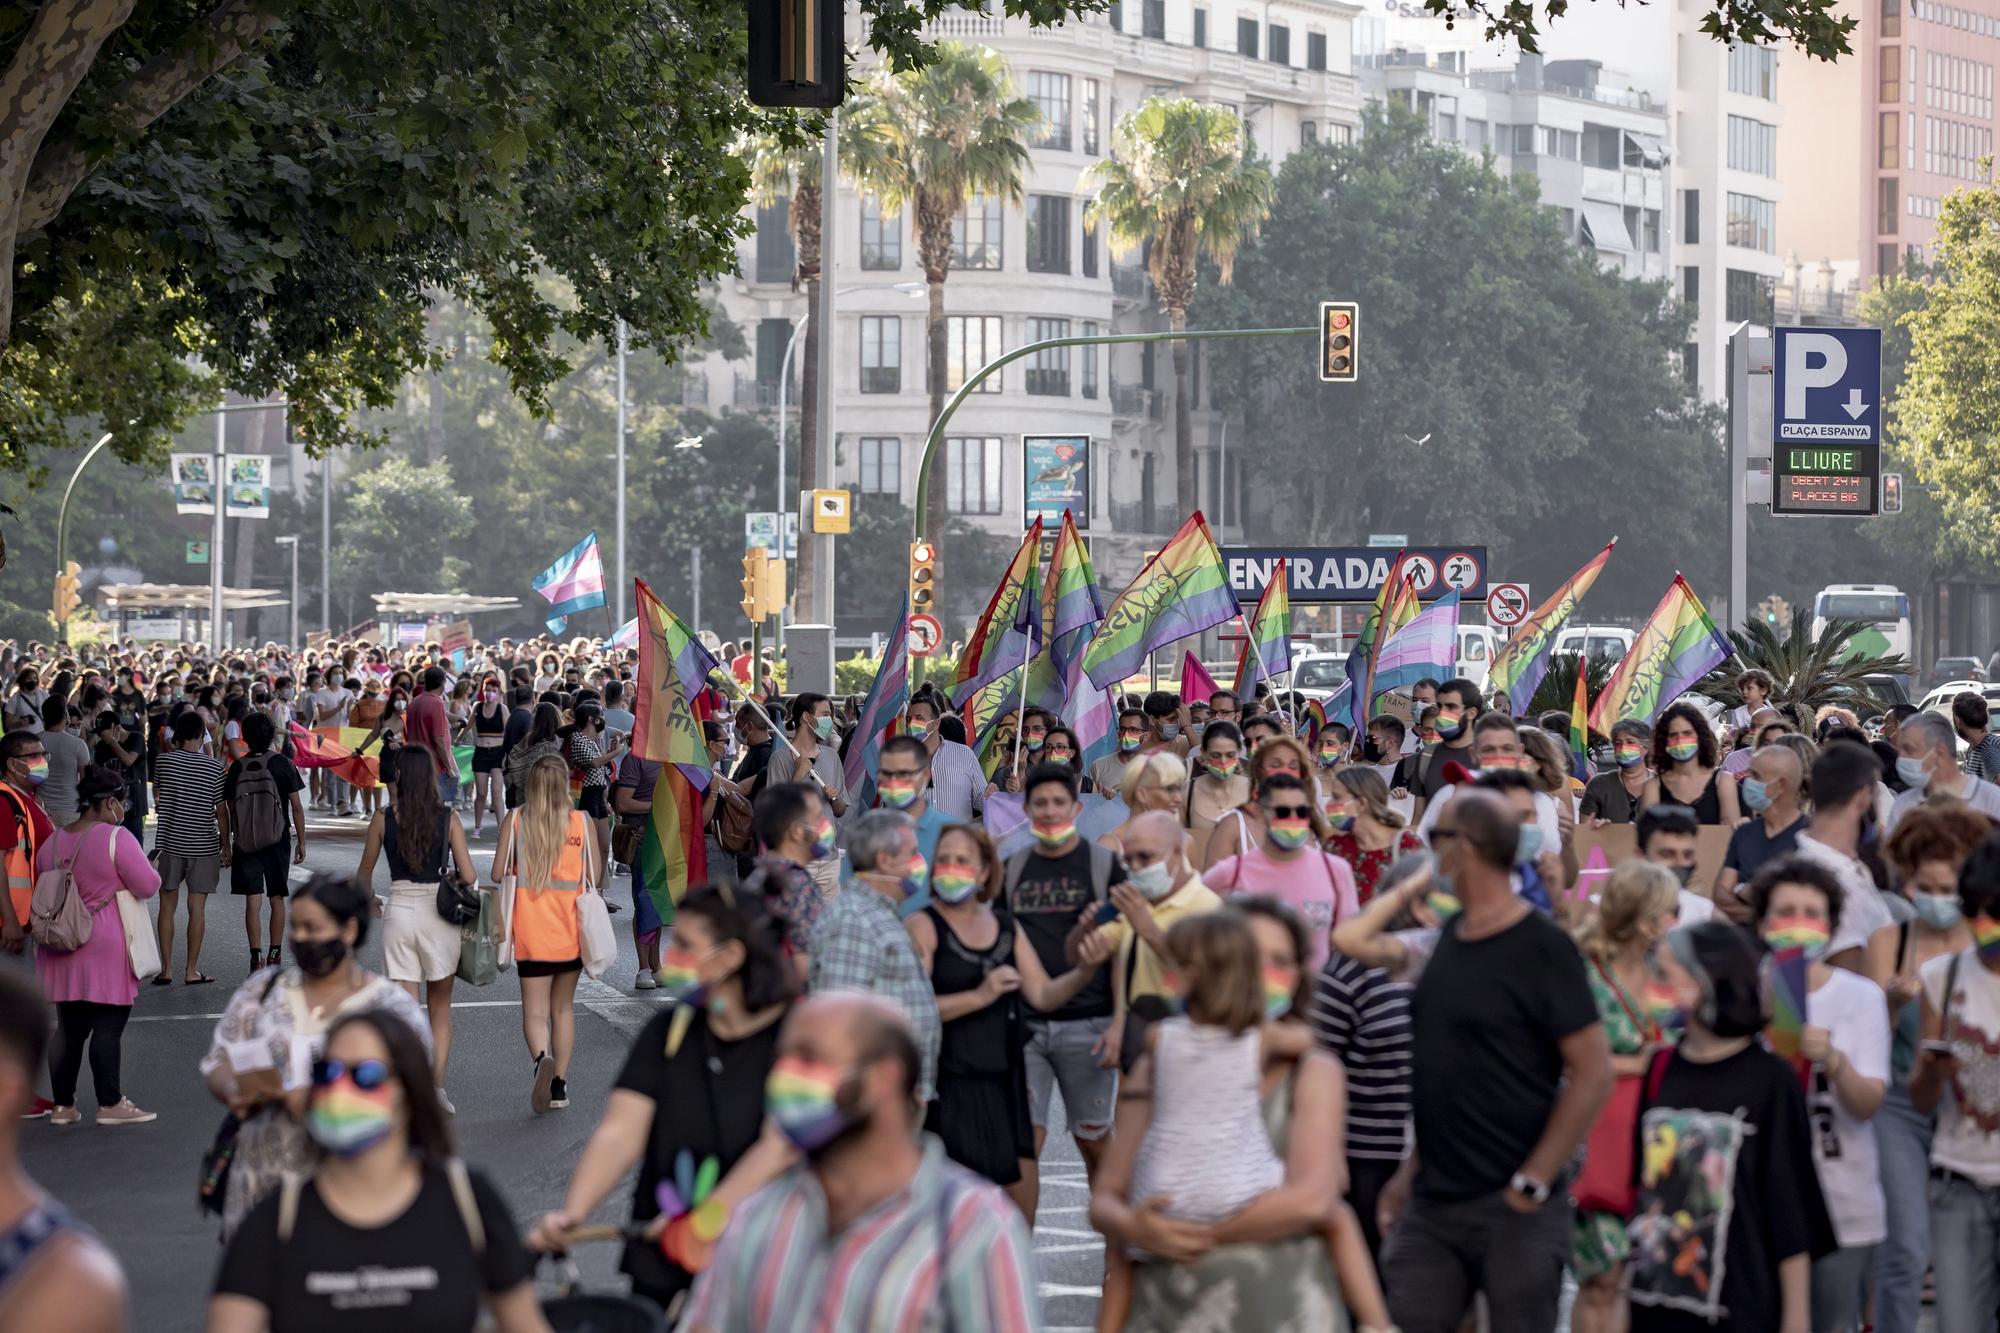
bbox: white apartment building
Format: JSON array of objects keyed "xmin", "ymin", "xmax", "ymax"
[{"xmin": 691, "ymin": 1, "xmax": 1365, "ymax": 575}]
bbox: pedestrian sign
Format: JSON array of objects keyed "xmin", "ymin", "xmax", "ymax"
[
  {"xmin": 186, "ymin": 540, "xmax": 209, "ymax": 565},
  {"xmin": 1772, "ymin": 326, "xmax": 1882, "ymax": 516}
]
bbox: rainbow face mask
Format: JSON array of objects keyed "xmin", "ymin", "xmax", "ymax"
[
  {"xmin": 900, "ymin": 854, "xmax": 930, "ymax": 899},
  {"xmin": 1974, "ymin": 914, "xmax": 2000, "ymax": 965},
  {"xmin": 1025, "ymin": 734, "xmax": 1046, "ymax": 752},
  {"xmin": 1317, "ymin": 745, "xmax": 1342, "ymax": 768},
  {"xmin": 1763, "ymin": 914, "xmax": 1831, "ymax": 961},
  {"xmin": 20, "ymin": 758, "xmax": 46, "ymax": 787},
  {"xmin": 1426, "ymin": 890, "xmax": 1462, "ymax": 921},
  {"xmin": 809, "ymin": 817, "xmax": 838, "ymax": 861},
  {"xmin": 1665, "ymin": 740, "xmax": 1700, "ymax": 763},
  {"xmin": 656, "ymin": 945, "xmax": 712, "ymax": 1001},
  {"xmin": 876, "ymin": 779, "xmax": 920, "ymax": 811},
  {"xmin": 305, "ymin": 1067, "xmax": 397, "ymax": 1158},
  {"xmin": 1031, "ymin": 820, "xmax": 1076, "ymax": 849},
  {"xmin": 766, "ymin": 1057, "xmax": 857, "ymax": 1155},
  {"xmin": 1118, "ymin": 734, "xmax": 1142, "ymax": 754},
  {"xmin": 1433, "ymin": 711, "xmax": 1466, "ymax": 741},
  {"xmin": 1046, "ymin": 747, "xmax": 1074, "ymax": 765},
  {"xmin": 1205, "ymin": 759, "xmax": 1240, "ymax": 779},
  {"xmin": 931, "ymin": 861, "xmax": 982, "ymax": 905},
  {"xmin": 1326, "ymin": 808, "xmax": 1357, "ymax": 834},
  {"xmin": 1615, "ymin": 743, "xmax": 1647, "ymax": 769},
  {"xmin": 1262, "ymin": 965, "xmax": 1298, "ymax": 1020},
  {"xmin": 904, "ymin": 720, "xmax": 931, "ymax": 740},
  {"xmin": 1268, "ymin": 817, "xmax": 1315, "ymax": 850}
]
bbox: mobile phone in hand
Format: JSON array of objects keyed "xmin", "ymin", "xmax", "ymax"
[
  {"xmin": 1091, "ymin": 901, "xmax": 1121, "ymax": 927},
  {"xmin": 1921, "ymin": 1039, "xmax": 1955, "ymax": 1057}
]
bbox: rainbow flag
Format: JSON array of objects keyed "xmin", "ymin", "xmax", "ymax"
[
  {"xmin": 1370, "ymin": 589, "xmax": 1461, "ymax": 708},
  {"xmin": 953, "ymin": 518, "xmax": 1045, "ymax": 706},
  {"xmin": 1488, "ymin": 538, "xmax": 1616, "ymax": 710},
  {"xmin": 1027, "ymin": 510, "xmax": 1104, "ymax": 714},
  {"xmin": 1765, "ymin": 946, "xmax": 1810, "ymax": 1071},
  {"xmin": 1300, "ymin": 697, "xmax": 1330, "ymax": 747},
  {"xmin": 1180, "ymin": 651, "xmax": 1219, "ymax": 705},
  {"xmin": 533, "ymin": 531, "xmax": 607, "ymax": 635},
  {"xmin": 843, "ymin": 605, "xmax": 911, "ymax": 812},
  {"xmin": 1081, "ymin": 511, "xmax": 1239, "ymax": 689},
  {"xmin": 1061, "ymin": 650, "xmax": 1118, "ymax": 779},
  {"xmin": 1345, "ymin": 552, "xmax": 1421, "ymax": 737},
  {"xmin": 287, "ymin": 723, "xmax": 380, "ymax": 789},
  {"xmin": 965, "ymin": 666, "xmax": 1026, "ymax": 780},
  {"xmin": 630, "ymin": 578, "xmax": 720, "ymax": 926},
  {"xmin": 1233, "ymin": 559, "xmax": 1292, "ymax": 696},
  {"xmin": 1590, "ymin": 574, "xmax": 1733, "ymax": 731},
  {"xmin": 1568, "ymin": 669, "xmax": 1592, "ymax": 780}
]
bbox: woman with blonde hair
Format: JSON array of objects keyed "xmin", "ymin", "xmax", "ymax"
[
  {"xmin": 1321, "ymin": 766, "xmax": 1424, "ymax": 905},
  {"xmin": 492, "ymin": 755, "xmax": 600, "ymax": 1116},
  {"xmin": 1200, "ymin": 735, "xmax": 1315, "ymax": 871},
  {"xmin": 1101, "ymin": 751, "xmax": 1189, "ymax": 853},
  {"xmin": 1569, "ymin": 860, "xmax": 1681, "ymax": 1333}
]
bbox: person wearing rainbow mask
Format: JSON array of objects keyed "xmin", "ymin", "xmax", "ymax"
[
  {"xmin": 901, "ymin": 697, "xmax": 984, "ymax": 823},
  {"xmin": 1203, "ymin": 772, "xmax": 1358, "ymax": 969},
  {"xmin": 870, "ymin": 735, "xmax": 952, "ymax": 862}
]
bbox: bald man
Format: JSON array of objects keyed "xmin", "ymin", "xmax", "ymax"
[
  {"xmin": 680, "ymin": 994, "xmax": 1040, "ymax": 1332},
  {"xmin": 1715, "ymin": 742, "xmax": 1809, "ymax": 920},
  {"xmin": 1383, "ymin": 789, "xmax": 1610, "ymax": 1333},
  {"xmin": 1074, "ymin": 810, "xmax": 1225, "ymax": 1006}
]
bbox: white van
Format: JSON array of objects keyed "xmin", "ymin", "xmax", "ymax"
[
  {"xmin": 1811, "ymin": 584, "xmax": 1912, "ymax": 664},
  {"xmin": 1457, "ymin": 625, "xmax": 1499, "ymax": 689},
  {"xmin": 1555, "ymin": 624, "xmax": 1636, "ymax": 665}
]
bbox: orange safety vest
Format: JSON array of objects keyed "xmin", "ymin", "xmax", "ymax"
[
  {"xmin": 511, "ymin": 809, "xmax": 589, "ymax": 963},
  {"xmin": 0, "ymin": 781, "xmax": 40, "ymax": 927}
]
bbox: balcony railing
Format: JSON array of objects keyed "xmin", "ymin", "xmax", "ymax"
[
  {"xmin": 1112, "ymin": 264, "xmax": 1153, "ymax": 303},
  {"xmin": 733, "ymin": 375, "xmax": 782, "ymax": 409}
]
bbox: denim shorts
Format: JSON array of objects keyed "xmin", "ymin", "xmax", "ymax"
[{"xmin": 1023, "ymin": 1014, "xmax": 1117, "ymax": 1139}]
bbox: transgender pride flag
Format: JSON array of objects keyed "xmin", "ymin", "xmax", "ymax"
[
  {"xmin": 533, "ymin": 531, "xmax": 607, "ymax": 634},
  {"xmin": 609, "ymin": 616, "xmax": 640, "ymax": 650},
  {"xmin": 1369, "ymin": 590, "xmax": 1462, "ymax": 709}
]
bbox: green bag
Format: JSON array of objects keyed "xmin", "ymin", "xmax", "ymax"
[{"xmin": 456, "ymin": 888, "xmax": 502, "ymax": 986}]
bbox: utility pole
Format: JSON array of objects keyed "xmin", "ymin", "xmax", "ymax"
[
  {"xmin": 615, "ymin": 319, "xmax": 629, "ymax": 626},
  {"xmin": 1724, "ymin": 324, "xmax": 1774, "ymax": 633},
  {"xmin": 812, "ymin": 110, "xmax": 838, "ymax": 636},
  {"xmin": 210, "ymin": 409, "xmax": 226, "ymax": 650}
]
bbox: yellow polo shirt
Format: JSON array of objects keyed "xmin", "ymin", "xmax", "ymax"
[{"xmin": 1092, "ymin": 879, "xmax": 1226, "ymax": 1003}]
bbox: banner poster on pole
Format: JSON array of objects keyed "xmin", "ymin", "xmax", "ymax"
[
  {"xmin": 225, "ymin": 455, "xmax": 271, "ymax": 519},
  {"xmin": 171, "ymin": 454, "xmax": 216, "ymax": 515},
  {"xmin": 1022, "ymin": 435, "xmax": 1090, "ymax": 531}
]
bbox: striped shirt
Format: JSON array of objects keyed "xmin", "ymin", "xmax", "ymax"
[
  {"xmin": 680, "ymin": 1136, "xmax": 1040, "ymax": 1333},
  {"xmin": 152, "ymin": 746, "xmax": 227, "ymax": 857},
  {"xmin": 809, "ymin": 882, "xmax": 941, "ymax": 1103},
  {"xmin": 1310, "ymin": 953, "xmax": 1414, "ymax": 1161}
]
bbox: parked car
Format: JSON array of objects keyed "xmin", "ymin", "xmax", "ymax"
[
  {"xmin": 1289, "ymin": 652, "xmax": 1350, "ymax": 702},
  {"xmin": 1555, "ymin": 624, "xmax": 1635, "ymax": 666},
  {"xmin": 1932, "ymin": 656, "xmax": 1988, "ymax": 688}
]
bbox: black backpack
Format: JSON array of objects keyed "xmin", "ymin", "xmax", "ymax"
[{"xmin": 232, "ymin": 755, "xmax": 287, "ymax": 853}]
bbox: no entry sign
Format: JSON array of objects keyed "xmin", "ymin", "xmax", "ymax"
[{"xmin": 1488, "ymin": 583, "xmax": 1531, "ymax": 626}]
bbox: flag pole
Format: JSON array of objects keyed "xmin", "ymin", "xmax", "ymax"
[
  {"xmin": 1010, "ymin": 634, "xmax": 1032, "ymax": 781},
  {"xmin": 1241, "ymin": 558, "xmax": 1282, "ymax": 707}
]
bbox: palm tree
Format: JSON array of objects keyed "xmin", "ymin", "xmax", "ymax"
[
  {"xmin": 1524, "ymin": 651, "xmax": 1618, "ymax": 723},
  {"xmin": 744, "ymin": 131, "xmax": 825, "ymax": 617},
  {"xmin": 1696, "ymin": 607, "xmax": 1914, "ymax": 717},
  {"xmin": 1085, "ymin": 98, "xmax": 1274, "ymax": 521},
  {"xmin": 843, "ymin": 44, "xmax": 1036, "ymax": 584}
]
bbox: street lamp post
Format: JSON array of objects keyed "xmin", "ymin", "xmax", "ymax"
[
  {"xmin": 274, "ymin": 536, "xmax": 300, "ymax": 649},
  {"xmin": 199, "ymin": 399, "xmax": 289, "ymax": 651},
  {"xmin": 614, "ymin": 319, "xmax": 629, "ymax": 626},
  {"xmin": 54, "ymin": 432, "xmax": 114, "ymax": 645}
]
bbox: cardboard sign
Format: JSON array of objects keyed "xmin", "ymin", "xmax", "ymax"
[{"xmin": 1567, "ymin": 822, "xmax": 1732, "ymax": 900}]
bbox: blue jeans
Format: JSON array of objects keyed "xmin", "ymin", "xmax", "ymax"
[
  {"xmin": 1871, "ymin": 1086, "xmax": 1934, "ymax": 1333},
  {"xmin": 1929, "ymin": 1167, "xmax": 2000, "ymax": 1331},
  {"xmin": 1810, "ymin": 1243, "xmax": 1876, "ymax": 1333},
  {"xmin": 436, "ymin": 773, "xmax": 459, "ymax": 805}
]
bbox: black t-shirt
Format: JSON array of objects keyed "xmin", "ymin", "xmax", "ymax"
[
  {"xmin": 500, "ymin": 707, "xmax": 532, "ymax": 759},
  {"xmin": 93, "ymin": 738, "xmax": 143, "ymax": 806},
  {"xmin": 614, "ymin": 1006, "xmax": 787, "ymax": 1298},
  {"xmin": 731, "ymin": 740, "xmax": 775, "ymax": 802},
  {"xmin": 1410, "ymin": 740, "xmax": 1476, "ymax": 800},
  {"xmin": 1722, "ymin": 813, "xmax": 1807, "ymax": 883},
  {"xmin": 1579, "ymin": 771, "xmax": 1642, "ymax": 825},
  {"xmin": 1629, "ymin": 1045, "xmax": 1836, "ymax": 1333},
  {"xmin": 109, "ymin": 688, "xmax": 149, "ymax": 777},
  {"xmin": 222, "ymin": 751, "xmax": 307, "ymax": 839},
  {"xmin": 1005, "ymin": 842, "xmax": 1125, "ymax": 1021},
  {"xmin": 1411, "ymin": 908, "xmax": 1599, "ymax": 1201},
  {"xmin": 213, "ymin": 1164, "xmax": 533, "ymax": 1332}
]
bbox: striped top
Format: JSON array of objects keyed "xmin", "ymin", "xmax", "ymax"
[
  {"xmin": 1310, "ymin": 953, "xmax": 1414, "ymax": 1161},
  {"xmin": 680, "ymin": 1136, "xmax": 1041, "ymax": 1332},
  {"xmin": 153, "ymin": 746, "xmax": 227, "ymax": 857}
]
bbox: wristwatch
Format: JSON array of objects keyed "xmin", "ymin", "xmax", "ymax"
[{"xmin": 1509, "ymin": 1171, "xmax": 1552, "ymax": 1204}]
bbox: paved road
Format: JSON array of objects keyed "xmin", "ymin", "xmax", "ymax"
[{"xmin": 20, "ymin": 822, "xmax": 1106, "ymax": 1332}]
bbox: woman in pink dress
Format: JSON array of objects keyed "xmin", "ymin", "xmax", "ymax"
[{"xmin": 34, "ymin": 765, "xmax": 161, "ymax": 1125}]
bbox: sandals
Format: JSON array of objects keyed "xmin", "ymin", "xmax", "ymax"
[
  {"xmin": 150, "ymin": 975, "xmax": 173, "ymax": 986},
  {"xmin": 265, "ymin": 946, "xmax": 281, "ymax": 968},
  {"xmin": 184, "ymin": 972, "xmax": 215, "ymax": 986}
]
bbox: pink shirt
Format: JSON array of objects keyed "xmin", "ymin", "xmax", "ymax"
[
  {"xmin": 1202, "ymin": 843, "xmax": 1359, "ymax": 970},
  {"xmin": 405, "ymin": 690, "xmax": 451, "ymax": 758},
  {"xmin": 33, "ymin": 823, "xmax": 160, "ymax": 1006}
]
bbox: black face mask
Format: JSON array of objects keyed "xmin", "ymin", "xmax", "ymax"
[
  {"xmin": 292, "ymin": 936, "xmax": 349, "ymax": 978},
  {"xmin": 1361, "ymin": 738, "xmax": 1384, "ymax": 763}
]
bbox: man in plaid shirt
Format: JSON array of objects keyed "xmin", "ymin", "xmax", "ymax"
[{"xmin": 808, "ymin": 809, "xmax": 940, "ymax": 1103}]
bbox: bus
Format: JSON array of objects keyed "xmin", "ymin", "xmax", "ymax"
[{"xmin": 1811, "ymin": 584, "xmax": 1912, "ymax": 666}]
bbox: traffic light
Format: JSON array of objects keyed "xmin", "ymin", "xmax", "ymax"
[
  {"xmin": 52, "ymin": 560, "xmax": 80, "ymax": 624},
  {"xmin": 747, "ymin": 0, "xmax": 845, "ymax": 108},
  {"xmin": 1319, "ymin": 301, "xmax": 1359, "ymax": 383},
  {"xmin": 1883, "ymin": 472, "xmax": 1904, "ymax": 514},
  {"xmin": 740, "ymin": 548, "xmax": 770, "ymax": 621},
  {"xmin": 1756, "ymin": 594, "xmax": 1791, "ymax": 627},
  {"xmin": 762, "ymin": 558, "xmax": 788, "ymax": 621},
  {"xmin": 909, "ymin": 541, "xmax": 937, "ymax": 614}
]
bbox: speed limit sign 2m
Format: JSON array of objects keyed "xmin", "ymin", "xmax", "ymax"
[{"xmin": 1488, "ymin": 583, "xmax": 1531, "ymax": 627}]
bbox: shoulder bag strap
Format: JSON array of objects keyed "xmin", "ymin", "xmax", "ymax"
[
  {"xmin": 1591, "ymin": 955, "xmax": 1659, "ymax": 1043},
  {"xmin": 277, "ymin": 1173, "xmax": 303, "ymax": 1245},
  {"xmin": 935, "ymin": 1175, "xmax": 960, "ymax": 1333},
  {"xmin": 444, "ymin": 1158, "xmax": 486, "ymax": 1258},
  {"xmin": 1644, "ymin": 1044, "xmax": 1673, "ymax": 1104},
  {"xmin": 1944, "ymin": 952, "xmax": 1965, "ymax": 1039}
]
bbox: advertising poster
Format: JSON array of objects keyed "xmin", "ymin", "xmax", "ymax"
[
  {"xmin": 226, "ymin": 455, "xmax": 270, "ymax": 519},
  {"xmin": 171, "ymin": 454, "xmax": 271, "ymax": 518},
  {"xmin": 171, "ymin": 454, "xmax": 215, "ymax": 515},
  {"xmin": 1023, "ymin": 435, "xmax": 1090, "ymax": 531}
]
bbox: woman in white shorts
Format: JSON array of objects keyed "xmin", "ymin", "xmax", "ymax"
[{"xmin": 358, "ymin": 747, "xmax": 475, "ymax": 1111}]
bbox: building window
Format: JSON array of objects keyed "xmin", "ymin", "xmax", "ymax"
[
  {"xmin": 951, "ymin": 195, "xmax": 1003, "ymax": 269},
  {"xmin": 946, "ymin": 316, "xmax": 1003, "ymax": 393},
  {"xmin": 1237, "ymin": 16, "xmax": 1259, "ymax": 56},
  {"xmin": 1194, "ymin": 8, "xmax": 1207, "ymax": 46},
  {"xmin": 1029, "ymin": 72, "xmax": 1073, "ymax": 151},
  {"xmin": 1725, "ymin": 192, "xmax": 1775, "ymax": 252},
  {"xmin": 945, "ymin": 437, "xmax": 1003, "ymax": 515},
  {"xmin": 1269, "ymin": 23, "xmax": 1290, "ymax": 63},
  {"xmin": 1726, "ymin": 115, "xmax": 1777, "ymax": 175},
  {"xmin": 1082, "ymin": 321, "xmax": 1100, "ymax": 398},
  {"xmin": 859, "ymin": 195, "xmax": 900, "ymax": 270},
  {"xmin": 755, "ymin": 203, "xmax": 794, "ymax": 283},
  {"xmin": 1082, "ymin": 79, "xmax": 1101, "ymax": 155},
  {"xmin": 1553, "ymin": 205, "xmax": 1574, "ymax": 238},
  {"xmin": 1683, "ymin": 343, "xmax": 1700, "ymax": 393},
  {"xmin": 1325, "ymin": 121, "xmax": 1353, "ymax": 146},
  {"xmin": 1027, "ymin": 194, "xmax": 1071, "ymax": 273},
  {"xmin": 1141, "ymin": 339, "xmax": 1156, "ymax": 389},
  {"xmin": 755, "ymin": 318, "xmax": 792, "ymax": 395},
  {"xmin": 1644, "ymin": 208, "xmax": 1662, "ymax": 252},
  {"xmin": 1143, "ymin": 0, "xmax": 1165, "ymax": 38},
  {"xmin": 1881, "ymin": 45, "xmax": 1901, "ymax": 102},
  {"xmin": 1109, "ymin": 0, "xmax": 1121, "ymax": 29},
  {"xmin": 1884, "ymin": 0, "xmax": 1901, "ymax": 37},
  {"xmin": 1541, "ymin": 127, "xmax": 1578, "ymax": 159},
  {"xmin": 1302, "ymin": 120, "xmax": 1317, "ymax": 145},
  {"xmin": 1438, "ymin": 112, "xmax": 1457, "ymax": 140},
  {"xmin": 1082, "ymin": 214, "xmax": 1100, "ymax": 278},
  {"xmin": 1879, "ymin": 111, "xmax": 1900, "ymax": 168},
  {"xmin": 1681, "ymin": 265, "xmax": 1699, "ymax": 310},
  {"xmin": 1026, "ymin": 318, "xmax": 1071, "ymax": 395},
  {"xmin": 1307, "ymin": 31, "xmax": 1328, "ymax": 69},
  {"xmin": 858, "ymin": 438, "xmax": 901, "ymax": 495},
  {"xmin": 1879, "ymin": 175, "xmax": 1899, "ymax": 233},
  {"xmin": 1724, "ymin": 269, "xmax": 1776, "ymax": 325},
  {"xmin": 1466, "ymin": 118, "xmax": 1489, "ymax": 151},
  {"xmin": 1878, "ymin": 242, "xmax": 1900, "ymax": 275},
  {"xmin": 859, "ymin": 316, "xmax": 901, "ymax": 393},
  {"xmin": 1682, "ymin": 188, "xmax": 1700, "ymax": 245},
  {"xmin": 1512, "ymin": 124, "xmax": 1536, "ymax": 155},
  {"xmin": 1728, "ymin": 43, "xmax": 1777, "ymax": 99}
]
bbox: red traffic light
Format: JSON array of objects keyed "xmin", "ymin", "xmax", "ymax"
[
  {"xmin": 1329, "ymin": 311, "xmax": 1351, "ymax": 331},
  {"xmin": 911, "ymin": 542, "xmax": 934, "ymax": 563}
]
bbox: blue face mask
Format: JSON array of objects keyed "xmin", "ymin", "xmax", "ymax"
[
  {"xmin": 1739, "ymin": 776, "xmax": 1771, "ymax": 813},
  {"xmin": 1513, "ymin": 822, "xmax": 1544, "ymax": 867},
  {"xmin": 1897, "ymin": 756, "xmax": 1931, "ymax": 792},
  {"xmin": 1913, "ymin": 893, "xmax": 1964, "ymax": 930},
  {"xmin": 1160, "ymin": 723, "xmax": 1182, "ymax": 741}
]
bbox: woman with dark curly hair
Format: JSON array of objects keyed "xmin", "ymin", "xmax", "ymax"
[{"xmin": 1642, "ymin": 699, "xmax": 1739, "ymax": 825}]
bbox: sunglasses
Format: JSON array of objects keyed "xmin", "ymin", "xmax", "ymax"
[
  {"xmin": 1267, "ymin": 804, "xmax": 1316, "ymax": 820},
  {"xmin": 311, "ymin": 1057, "xmax": 392, "ymax": 1091}
]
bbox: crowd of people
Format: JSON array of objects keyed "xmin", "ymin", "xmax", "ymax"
[{"xmin": 1, "ymin": 634, "xmax": 2000, "ymax": 1333}]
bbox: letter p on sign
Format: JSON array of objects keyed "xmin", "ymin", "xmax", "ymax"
[{"xmin": 1782, "ymin": 332, "xmax": 1848, "ymax": 420}]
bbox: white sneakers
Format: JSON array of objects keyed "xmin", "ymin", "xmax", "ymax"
[{"xmin": 635, "ymin": 969, "xmax": 658, "ymax": 991}]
